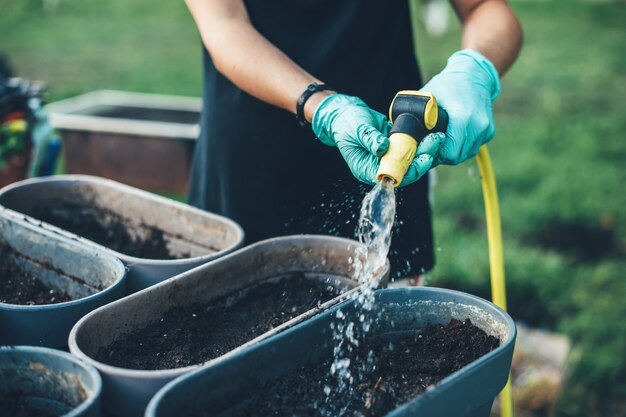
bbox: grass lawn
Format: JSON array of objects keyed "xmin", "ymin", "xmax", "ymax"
[{"xmin": 2, "ymin": 1, "xmax": 625, "ymax": 416}]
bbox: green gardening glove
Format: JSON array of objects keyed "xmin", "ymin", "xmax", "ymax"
[
  {"xmin": 312, "ymin": 94, "xmax": 390, "ymax": 185},
  {"xmin": 312, "ymin": 94, "xmax": 443, "ymax": 186}
]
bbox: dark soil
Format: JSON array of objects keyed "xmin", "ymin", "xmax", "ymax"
[
  {"xmin": 214, "ymin": 319, "xmax": 499, "ymax": 417},
  {"xmin": 89, "ymin": 105, "xmax": 200, "ymax": 124},
  {"xmin": 0, "ymin": 393, "xmax": 67, "ymax": 417},
  {"xmin": 96, "ymin": 273, "xmax": 345, "ymax": 370},
  {"xmin": 0, "ymin": 243, "xmax": 72, "ymax": 305},
  {"xmin": 30, "ymin": 201, "xmax": 183, "ymax": 259}
]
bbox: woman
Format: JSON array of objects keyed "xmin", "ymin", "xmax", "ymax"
[{"xmin": 185, "ymin": 0, "xmax": 522, "ymax": 280}]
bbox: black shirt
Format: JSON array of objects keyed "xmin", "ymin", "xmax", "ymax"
[{"xmin": 188, "ymin": 0, "xmax": 434, "ymax": 278}]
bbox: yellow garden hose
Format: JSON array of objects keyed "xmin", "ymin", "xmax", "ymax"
[{"xmin": 477, "ymin": 146, "xmax": 513, "ymax": 417}]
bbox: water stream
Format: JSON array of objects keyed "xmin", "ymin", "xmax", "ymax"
[{"xmin": 322, "ymin": 177, "xmax": 397, "ymax": 415}]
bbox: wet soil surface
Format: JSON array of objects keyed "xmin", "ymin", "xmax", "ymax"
[
  {"xmin": 96, "ymin": 273, "xmax": 345, "ymax": 370},
  {"xmin": 30, "ymin": 202, "xmax": 183, "ymax": 259},
  {"xmin": 0, "ymin": 244, "xmax": 72, "ymax": 305},
  {"xmin": 0, "ymin": 393, "xmax": 68, "ymax": 417},
  {"xmin": 214, "ymin": 319, "xmax": 499, "ymax": 417}
]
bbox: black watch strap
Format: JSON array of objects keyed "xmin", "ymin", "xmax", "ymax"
[{"xmin": 296, "ymin": 82, "xmax": 330, "ymax": 126}]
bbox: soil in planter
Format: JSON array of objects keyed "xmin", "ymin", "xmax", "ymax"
[
  {"xmin": 92, "ymin": 105, "xmax": 200, "ymax": 124},
  {"xmin": 0, "ymin": 244, "xmax": 72, "ymax": 305},
  {"xmin": 206, "ymin": 318, "xmax": 500, "ymax": 417},
  {"xmin": 96, "ymin": 273, "xmax": 346, "ymax": 370},
  {"xmin": 30, "ymin": 201, "xmax": 185, "ymax": 259},
  {"xmin": 0, "ymin": 392, "xmax": 70, "ymax": 417}
]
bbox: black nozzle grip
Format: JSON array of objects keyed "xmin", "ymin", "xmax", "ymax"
[
  {"xmin": 390, "ymin": 93, "xmax": 448, "ymax": 140},
  {"xmin": 390, "ymin": 107, "xmax": 448, "ymax": 141},
  {"xmin": 434, "ymin": 107, "xmax": 448, "ymax": 134}
]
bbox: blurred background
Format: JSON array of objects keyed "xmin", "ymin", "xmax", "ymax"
[{"xmin": 1, "ymin": 0, "xmax": 624, "ymax": 416}]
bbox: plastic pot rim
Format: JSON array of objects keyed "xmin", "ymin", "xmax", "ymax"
[
  {"xmin": 0, "ymin": 214, "xmax": 128, "ymax": 311},
  {"xmin": 68, "ymin": 234, "xmax": 385, "ymax": 379},
  {"xmin": 0, "ymin": 174, "xmax": 245, "ymax": 264},
  {"xmin": 0, "ymin": 345, "xmax": 103, "ymax": 417}
]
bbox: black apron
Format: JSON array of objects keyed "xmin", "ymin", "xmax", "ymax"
[{"xmin": 188, "ymin": 0, "xmax": 434, "ymax": 278}]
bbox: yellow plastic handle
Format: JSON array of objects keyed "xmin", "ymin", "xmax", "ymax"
[{"xmin": 376, "ymin": 132, "xmax": 417, "ymax": 186}]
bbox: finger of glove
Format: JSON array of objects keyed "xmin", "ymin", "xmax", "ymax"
[
  {"xmin": 337, "ymin": 143, "xmax": 379, "ymax": 185},
  {"xmin": 417, "ymin": 132, "xmax": 446, "ymax": 157},
  {"xmin": 383, "ymin": 121, "xmax": 393, "ymax": 137},
  {"xmin": 357, "ymin": 124, "xmax": 389, "ymax": 157},
  {"xmin": 399, "ymin": 154, "xmax": 433, "ymax": 187},
  {"xmin": 352, "ymin": 154, "xmax": 379, "ymax": 185},
  {"xmin": 366, "ymin": 108, "xmax": 393, "ymax": 153},
  {"xmin": 436, "ymin": 110, "xmax": 470, "ymax": 165},
  {"xmin": 460, "ymin": 114, "xmax": 494, "ymax": 162},
  {"xmin": 359, "ymin": 159, "xmax": 380, "ymax": 185}
]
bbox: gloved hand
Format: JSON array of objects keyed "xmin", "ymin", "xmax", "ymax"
[
  {"xmin": 312, "ymin": 94, "xmax": 389, "ymax": 185},
  {"xmin": 422, "ymin": 49, "xmax": 501, "ymax": 165},
  {"xmin": 312, "ymin": 94, "xmax": 443, "ymax": 185}
]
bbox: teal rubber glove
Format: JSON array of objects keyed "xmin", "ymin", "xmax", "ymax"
[
  {"xmin": 422, "ymin": 49, "xmax": 501, "ymax": 165},
  {"xmin": 312, "ymin": 94, "xmax": 443, "ymax": 185},
  {"xmin": 312, "ymin": 94, "xmax": 390, "ymax": 185}
]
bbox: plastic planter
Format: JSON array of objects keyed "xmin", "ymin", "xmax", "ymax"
[
  {"xmin": 0, "ymin": 175, "xmax": 244, "ymax": 293},
  {"xmin": 147, "ymin": 287, "xmax": 516, "ymax": 417},
  {"xmin": 69, "ymin": 235, "xmax": 389, "ymax": 417},
  {"xmin": 0, "ymin": 213, "xmax": 126, "ymax": 348},
  {"xmin": 0, "ymin": 346, "xmax": 102, "ymax": 417}
]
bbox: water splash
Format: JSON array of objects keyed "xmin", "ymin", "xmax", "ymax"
[{"xmin": 322, "ymin": 178, "xmax": 396, "ymax": 415}]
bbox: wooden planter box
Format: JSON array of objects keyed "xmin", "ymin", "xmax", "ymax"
[{"xmin": 47, "ymin": 90, "xmax": 201, "ymax": 194}]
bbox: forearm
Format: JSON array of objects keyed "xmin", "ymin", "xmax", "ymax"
[
  {"xmin": 185, "ymin": 0, "xmax": 332, "ymax": 121},
  {"xmin": 452, "ymin": 0, "xmax": 523, "ymax": 75}
]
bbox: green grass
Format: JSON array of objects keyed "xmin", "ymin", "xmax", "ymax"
[
  {"xmin": 2, "ymin": 1, "xmax": 625, "ymax": 416},
  {"xmin": 0, "ymin": 0, "xmax": 202, "ymax": 100}
]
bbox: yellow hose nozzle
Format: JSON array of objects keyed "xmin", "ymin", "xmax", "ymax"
[
  {"xmin": 375, "ymin": 90, "xmax": 448, "ymax": 187},
  {"xmin": 376, "ymin": 132, "xmax": 418, "ymax": 186}
]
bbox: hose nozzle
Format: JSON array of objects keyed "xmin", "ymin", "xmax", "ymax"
[
  {"xmin": 376, "ymin": 91, "xmax": 448, "ymax": 186},
  {"xmin": 376, "ymin": 132, "xmax": 417, "ymax": 186}
]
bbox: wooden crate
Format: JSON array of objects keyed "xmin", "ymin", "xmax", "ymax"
[{"xmin": 47, "ymin": 90, "xmax": 201, "ymax": 194}]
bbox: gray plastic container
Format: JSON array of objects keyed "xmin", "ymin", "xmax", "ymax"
[
  {"xmin": 0, "ymin": 346, "xmax": 102, "ymax": 417},
  {"xmin": 0, "ymin": 175, "xmax": 244, "ymax": 293},
  {"xmin": 69, "ymin": 235, "xmax": 389, "ymax": 417},
  {"xmin": 0, "ymin": 212, "xmax": 126, "ymax": 348},
  {"xmin": 146, "ymin": 287, "xmax": 516, "ymax": 417}
]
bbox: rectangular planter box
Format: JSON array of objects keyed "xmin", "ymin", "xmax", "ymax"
[
  {"xmin": 0, "ymin": 175, "xmax": 244, "ymax": 293},
  {"xmin": 0, "ymin": 211, "xmax": 126, "ymax": 348},
  {"xmin": 69, "ymin": 235, "xmax": 389, "ymax": 417},
  {"xmin": 46, "ymin": 90, "xmax": 201, "ymax": 194},
  {"xmin": 147, "ymin": 288, "xmax": 516, "ymax": 417}
]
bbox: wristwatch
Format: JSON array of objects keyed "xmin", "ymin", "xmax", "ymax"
[{"xmin": 296, "ymin": 82, "xmax": 330, "ymax": 127}]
